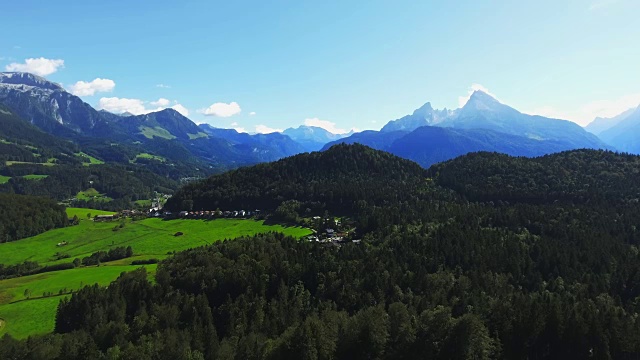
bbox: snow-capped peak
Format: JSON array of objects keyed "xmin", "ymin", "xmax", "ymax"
[{"xmin": 0, "ymin": 72, "xmax": 64, "ymax": 91}]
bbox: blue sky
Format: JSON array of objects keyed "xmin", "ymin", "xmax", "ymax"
[{"xmin": 1, "ymin": 0, "xmax": 638, "ymax": 132}]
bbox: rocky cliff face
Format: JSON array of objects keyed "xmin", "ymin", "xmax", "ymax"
[{"xmin": 0, "ymin": 72, "xmax": 109, "ymax": 136}]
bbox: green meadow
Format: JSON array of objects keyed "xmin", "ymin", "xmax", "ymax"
[
  {"xmin": 134, "ymin": 152, "xmax": 166, "ymax": 162},
  {"xmin": 75, "ymin": 152, "xmax": 104, "ymax": 166},
  {"xmin": 75, "ymin": 188, "xmax": 113, "ymax": 202},
  {"xmin": 0, "ymin": 175, "xmax": 49, "ymax": 183},
  {"xmin": 0, "ymin": 265, "xmax": 157, "ymax": 338},
  {"xmin": 0, "ymin": 208, "xmax": 312, "ymax": 338}
]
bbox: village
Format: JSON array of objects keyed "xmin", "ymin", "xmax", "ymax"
[{"xmin": 92, "ymin": 207, "xmax": 361, "ymax": 246}]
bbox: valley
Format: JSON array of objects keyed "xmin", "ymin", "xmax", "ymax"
[{"xmin": 2, "ymin": 2, "xmax": 640, "ymax": 357}]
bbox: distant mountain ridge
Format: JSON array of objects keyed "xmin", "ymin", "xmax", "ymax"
[
  {"xmin": 440, "ymin": 91, "xmax": 608, "ymax": 149},
  {"xmin": 0, "ymin": 72, "xmax": 117, "ymax": 137},
  {"xmin": 282, "ymin": 125, "xmax": 349, "ymax": 151},
  {"xmin": 325, "ymin": 90, "xmax": 611, "ymax": 167},
  {"xmin": 597, "ymin": 105, "xmax": 640, "ymax": 154},
  {"xmin": 0, "ymin": 72, "xmax": 312, "ymax": 174},
  {"xmin": 0, "ymin": 71, "xmax": 623, "ymax": 173},
  {"xmin": 585, "ymin": 107, "xmax": 636, "ymax": 135}
]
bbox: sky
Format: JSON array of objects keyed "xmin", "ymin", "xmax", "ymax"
[{"xmin": 1, "ymin": 0, "xmax": 638, "ymax": 133}]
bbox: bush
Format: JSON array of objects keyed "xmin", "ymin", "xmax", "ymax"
[{"xmin": 131, "ymin": 258, "xmax": 159, "ymax": 265}]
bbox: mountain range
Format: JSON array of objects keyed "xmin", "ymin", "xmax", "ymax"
[
  {"xmin": 324, "ymin": 90, "xmax": 613, "ymax": 167},
  {"xmin": 594, "ymin": 105, "xmax": 640, "ymax": 154},
  {"xmin": 0, "ymin": 71, "xmax": 637, "ymax": 177}
]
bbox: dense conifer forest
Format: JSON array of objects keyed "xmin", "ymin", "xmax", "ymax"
[
  {"xmin": 0, "ymin": 194, "xmax": 68, "ymax": 242},
  {"xmin": 165, "ymin": 144, "xmax": 432, "ymax": 215},
  {"xmin": 0, "ymin": 163, "xmax": 178, "ymax": 210},
  {"xmin": 2, "ymin": 145, "xmax": 640, "ymax": 359}
]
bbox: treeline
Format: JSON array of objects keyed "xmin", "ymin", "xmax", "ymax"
[
  {"xmin": 0, "ymin": 193, "xmax": 67, "ymax": 242},
  {"xmin": 0, "ymin": 247, "xmax": 134, "ymax": 280},
  {"xmin": 428, "ymin": 149, "xmax": 640, "ymax": 205},
  {"xmin": 81, "ymin": 246, "xmax": 133, "ymax": 266},
  {"xmin": 0, "ymin": 261, "xmax": 77, "ymax": 280}
]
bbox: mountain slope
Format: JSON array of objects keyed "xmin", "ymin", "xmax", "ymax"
[
  {"xmin": 116, "ymin": 109, "xmax": 207, "ymax": 141},
  {"xmin": 598, "ymin": 105, "xmax": 640, "ymax": 154},
  {"xmin": 388, "ymin": 126, "xmax": 572, "ymax": 168},
  {"xmin": 322, "ymin": 125, "xmax": 578, "ymax": 168},
  {"xmin": 0, "ymin": 72, "xmax": 123, "ymax": 138},
  {"xmin": 440, "ymin": 90, "xmax": 610, "ymax": 149},
  {"xmin": 585, "ymin": 107, "xmax": 636, "ymax": 135},
  {"xmin": 165, "ymin": 143, "xmax": 428, "ymax": 213},
  {"xmin": 0, "ymin": 72, "xmax": 306, "ymax": 175},
  {"xmin": 199, "ymin": 124, "xmax": 306, "ymax": 161}
]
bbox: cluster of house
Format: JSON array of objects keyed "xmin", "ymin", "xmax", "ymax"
[
  {"xmin": 177, "ymin": 209, "xmax": 261, "ymax": 219},
  {"xmin": 306, "ymin": 228, "xmax": 361, "ymax": 246},
  {"xmin": 92, "ymin": 209, "xmax": 262, "ymax": 221}
]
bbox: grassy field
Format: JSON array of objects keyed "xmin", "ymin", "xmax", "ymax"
[
  {"xmin": 75, "ymin": 152, "xmax": 104, "ymax": 166},
  {"xmin": 0, "ymin": 207, "xmax": 311, "ymax": 338},
  {"xmin": 75, "ymin": 188, "xmax": 113, "ymax": 202},
  {"xmin": 66, "ymin": 207, "xmax": 114, "ymax": 219},
  {"xmin": 0, "ymin": 209, "xmax": 312, "ymax": 267},
  {"xmin": 140, "ymin": 126, "xmax": 176, "ymax": 140},
  {"xmin": 0, "ymin": 264, "xmax": 157, "ymax": 338},
  {"xmin": 0, "ymin": 175, "xmax": 10, "ymax": 184},
  {"xmin": 188, "ymin": 132, "xmax": 208, "ymax": 140},
  {"xmin": 5, "ymin": 161, "xmax": 56, "ymax": 166},
  {"xmin": 133, "ymin": 152, "xmax": 166, "ymax": 162}
]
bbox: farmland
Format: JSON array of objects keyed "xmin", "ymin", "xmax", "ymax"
[
  {"xmin": 0, "ymin": 265, "xmax": 157, "ymax": 338},
  {"xmin": 0, "ymin": 208, "xmax": 312, "ymax": 338}
]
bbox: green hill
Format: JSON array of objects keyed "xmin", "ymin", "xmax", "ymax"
[{"xmin": 166, "ymin": 143, "xmax": 429, "ymax": 215}]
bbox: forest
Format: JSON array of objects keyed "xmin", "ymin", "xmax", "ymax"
[
  {"xmin": 0, "ymin": 193, "xmax": 68, "ymax": 242},
  {"xmin": 0, "ymin": 163, "xmax": 178, "ymax": 210},
  {"xmin": 165, "ymin": 143, "xmax": 431, "ymax": 215},
  {"xmin": 2, "ymin": 145, "xmax": 640, "ymax": 359}
]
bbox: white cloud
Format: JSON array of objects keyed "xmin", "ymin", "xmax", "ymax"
[
  {"xmin": 255, "ymin": 124, "xmax": 283, "ymax": 134},
  {"xmin": 303, "ymin": 118, "xmax": 352, "ymax": 134},
  {"xmin": 68, "ymin": 78, "xmax": 115, "ymax": 96},
  {"xmin": 234, "ymin": 127, "xmax": 246, "ymax": 133},
  {"xmin": 526, "ymin": 92, "xmax": 640, "ymax": 126},
  {"xmin": 99, "ymin": 97, "xmax": 147, "ymax": 115},
  {"xmin": 170, "ymin": 103, "xmax": 189, "ymax": 116},
  {"xmin": 457, "ymin": 83, "xmax": 500, "ymax": 108},
  {"xmin": 249, "ymin": 111, "xmax": 256, "ymax": 116},
  {"xmin": 156, "ymin": 84, "xmax": 171, "ymax": 88},
  {"xmin": 98, "ymin": 97, "xmax": 189, "ymax": 116},
  {"xmin": 200, "ymin": 102, "xmax": 241, "ymax": 117},
  {"xmin": 230, "ymin": 122, "xmax": 239, "ymax": 126},
  {"xmin": 150, "ymin": 98, "xmax": 171, "ymax": 107},
  {"xmin": 5, "ymin": 57, "xmax": 64, "ymax": 76}
]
